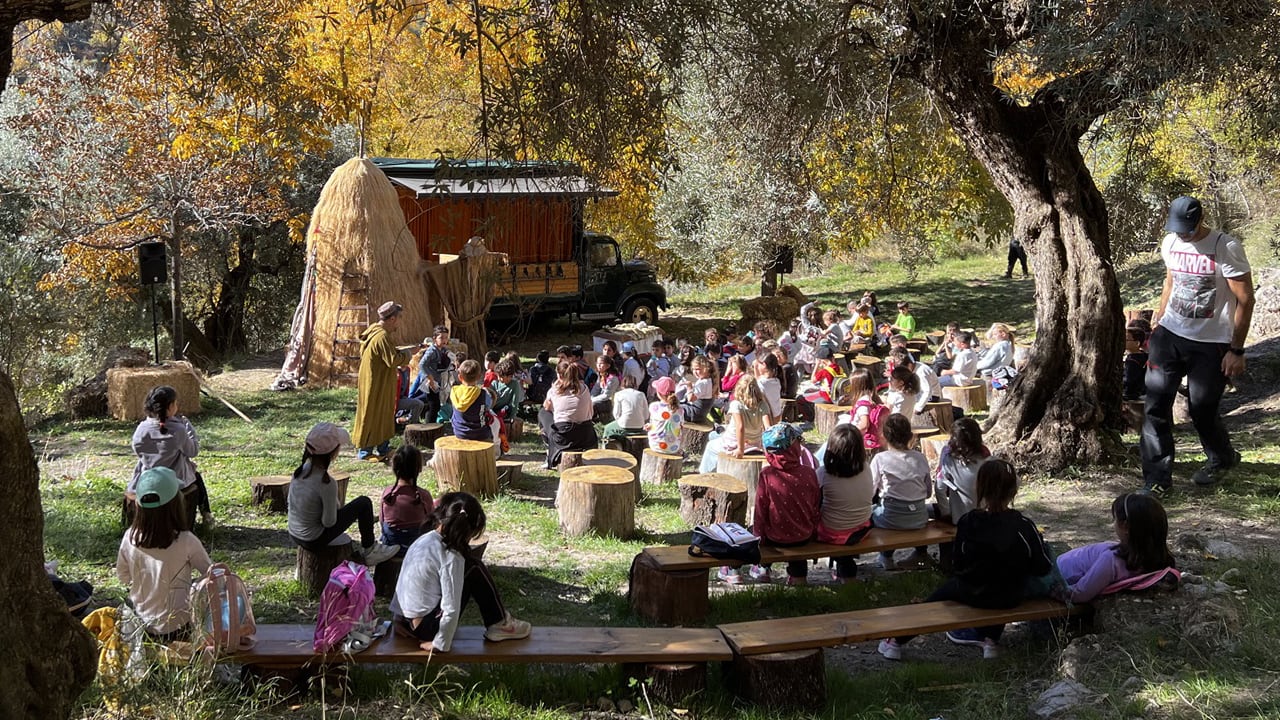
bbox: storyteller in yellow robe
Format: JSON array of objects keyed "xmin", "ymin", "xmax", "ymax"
[{"xmin": 353, "ymin": 301, "xmax": 409, "ymax": 461}]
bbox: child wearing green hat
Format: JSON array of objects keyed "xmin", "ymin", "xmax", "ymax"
[{"xmin": 116, "ymin": 466, "xmax": 212, "ymax": 640}]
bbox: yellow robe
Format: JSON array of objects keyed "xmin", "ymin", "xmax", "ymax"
[{"xmin": 352, "ymin": 322, "xmax": 408, "ymax": 449}]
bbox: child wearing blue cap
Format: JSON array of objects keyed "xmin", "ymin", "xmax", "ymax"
[{"xmin": 116, "ymin": 466, "xmax": 212, "ymax": 640}]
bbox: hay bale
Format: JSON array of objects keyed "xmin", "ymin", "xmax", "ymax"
[
  {"xmin": 65, "ymin": 347, "xmax": 158, "ymax": 419},
  {"xmin": 740, "ymin": 295, "xmax": 800, "ymax": 333},
  {"xmin": 107, "ymin": 362, "xmax": 202, "ymax": 421},
  {"xmin": 776, "ymin": 285, "xmax": 808, "ymax": 307}
]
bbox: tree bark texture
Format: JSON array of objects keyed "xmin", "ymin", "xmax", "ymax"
[
  {"xmin": 639, "ymin": 448, "xmax": 683, "ymax": 486},
  {"xmin": 731, "ymin": 648, "xmax": 826, "ymax": 710},
  {"xmin": 627, "ymin": 552, "xmax": 709, "ymax": 625},
  {"xmin": 716, "ymin": 453, "xmax": 765, "ymax": 524},
  {"xmin": 557, "ymin": 466, "xmax": 635, "ymax": 539},
  {"xmin": 914, "ymin": 42, "xmax": 1126, "ymax": 469},
  {"xmin": 678, "ymin": 473, "xmax": 748, "ymax": 526},
  {"xmin": 0, "ymin": 370, "xmax": 97, "ymax": 718},
  {"xmin": 622, "ymin": 662, "xmax": 707, "ymax": 704},
  {"xmin": 433, "ymin": 437, "xmax": 498, "ymax": 498}
]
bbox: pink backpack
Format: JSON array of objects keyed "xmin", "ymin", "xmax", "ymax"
[
  {"xmin": 190, "ymin": 563, "xmax": 257, "ymax": 653},
  {"xmin": 314, "ymin": 561, "xmax": 377, "ymax": 653},
  {"xmin": 854, "ymin": 398, "xmax": 888, "ymax": 450}
]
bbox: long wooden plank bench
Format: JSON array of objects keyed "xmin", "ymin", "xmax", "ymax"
[
  {"xmin": 716, "ymin": 599, "xmax": 1085, "ymax": 708},
  {"xmin": 629, "ymin": 522, "xmax": 958, "ymax": 625},
  {"xmin": 237, "ymin": 623, "xmax": 733, "ymax": 666}
]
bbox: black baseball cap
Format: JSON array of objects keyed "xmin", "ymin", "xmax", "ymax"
[{"xmin": 1164, "ymin": 196, "xmax": 1203, "ymax": 234}]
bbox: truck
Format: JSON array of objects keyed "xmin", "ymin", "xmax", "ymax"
[{"xmin": 374, "ymin": 158, "xmax": 667, "ymax": 327}]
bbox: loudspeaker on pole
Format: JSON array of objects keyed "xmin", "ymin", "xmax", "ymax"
[{"xmin": 138, "ymin": 242, "xmax": 167, "ymax": 285}]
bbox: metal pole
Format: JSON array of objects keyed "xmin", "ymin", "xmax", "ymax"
[{"xmin": 150, "ymin": 282, "xmax": 160, "ymax": 364}]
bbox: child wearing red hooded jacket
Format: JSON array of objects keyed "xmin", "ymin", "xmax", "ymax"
[{"xmin": 741, "ymin": 422, "xmax": 822, "ymax": 585}]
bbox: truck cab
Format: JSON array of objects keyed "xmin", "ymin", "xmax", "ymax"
[{"xmin": 578, "ymin": 233, "xmax": 667, "ymax": 324}]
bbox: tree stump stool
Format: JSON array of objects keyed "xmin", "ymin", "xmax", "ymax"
[
  {"xmin": 249, "ymin": 475, "xmax": 291, "ymax": 513},
  {"xmin": 623, "ymin": 663, "xmax": 707, "ymax": 705},
  {"xmin": 910, "ymin": 426, "xmax": 938, "ymax": 449},
  {"xmin": 628, "ymin": 551, "xmax": 709, "ymax": 625},
  {"xmin": 496, "ymin": 459, "xmax": 524, "ymax": 486},
  {"xmin": 923, "ymin": 399, "xmax": 954, "ymax": 433},
  {"xmin": 906, "ymin": 338, "xmax": 930, "ymax": 355},
  {"xmin": 682, "ymin": 422, "xmax": 714, "ymax": 455},
  {"xmin": 433, "ymin": 437, "xmax": 498, "ymax": 497},
  {"xmin": 942, "ymin": 383, "xmax": 987, "ymax": 413},
  {"xmin": 557, "ymin": 465, "xmax": 635, "ymax": 539},
  {"xmin": 559, "ymin": 450, "xmax": 585, "ymax": 471},
  {"xmin": 1123, "ymin": 399, "xmax": 1145, "ymax": 431},
  {"xmin": 852, "ymin": 354, "xmax": 885, "ymax": 382},
  {"xmin": 373, "ymin": 555, "xmax": 403, "ymax": 598},
  {"xmin": 121, "ymin": 482, "xmax": 199, "ymax": 530},
  {"xmin": 403, "ymin": 422, "xmax": 448, "ymax": 450},
  {"xmin": 677, "ymin": 473, "xmax": 748, "ymax": 526},
  {"xmin": 330, "ymin": 471, "xmax": 350, "ymax": 505},
  {"xmin": 639, "ymin": 448, "xmax": 683, "ymax": 486},
  {"xmin": 717, "ymin": 452, "xmax": 766, "ymax": 523},
  {"xmin": 733, "ymin": 648, "xmax": 827, "ymax": 710},
  {"xmin": 296, "ymin": 534, "xmax": 352, "ymax": 598},
  {"xmin": 780, "ymin": 398, "xmax": 800, "ymax": 422},
  {"xmin": 506, "ymin": 417, "xmax": 524, "ymax": 442},
  {"xmin": 921, "ymin": 433, "xmax": 951, "ymax": 466},
  {"xmin": 581, "ymin": 448, "xmax": 640, "ymax": 502},
  {"xmin": 603, "ymin": 433, "xmax": 649, "ymax": 464},
  {"xmin": 832, "ymin": 351, "xmax": 852, "ymax": 374},
  {"xmin": 814, "ymin": 404, "xmax": 850, "ymax": 436}
]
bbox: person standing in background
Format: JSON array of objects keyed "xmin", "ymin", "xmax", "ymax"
[
  {"xmin": 1005, "ymin": 237, "xmax": 1029, "ymax": 278},
  {"xmin": 353, "ymin": 301, "xmax": 410, "ymax": 462}
]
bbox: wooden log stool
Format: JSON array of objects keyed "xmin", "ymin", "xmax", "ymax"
[
  {"xmin": 628, "ymin": 552, "xmax": 709, "ymax": 625},
  {"xmin": 639, "ymin": 448, "xmax": 684, "ymax": 486},
  {"xmin": 921, "ymin": 433, "xmax": 951, "ymax": 466},
  {"xmin": 433, "ymin": 437, "xmax": 498, "ymax": 497},
  {"xmin": 677, "ymin": 473, "xmax": 748, "ymax": 526},
  {"xmin": 922, "ymin": 399, "xmax": 954, "ymax": 434},
  {"xmin": 942, "ymin": 383, "xmax": 988, "ymax": 413},
  {"xmin": 910, "ymin": 426, "xmax": 939, "ymax": 449},
  {"xmin": 296, "ymin": 533, "xmax": 352, "ymax": 598},
  {"xmin": 831, "ymin": 351, "xmax": 852, "ymax": 374},
  {"xmin": 814, "ymin": 403, "xmax": 850, "ymax": 436},
  {"xmin": 623, "ymin": 663, "xmax": 707, "ymax": 705},
  {"xmin": 852, "ymin": 354, "xmax": 885, "ymax": 382},
  {"xmin": 681, "ymin": 422, "xmax": 715, "ymax": 455},
  {"xmin": 496, "ymin": 459, "xmax": 524, "ymax": 485},
  {"xmin": 559, "ymin": 450, "xmax": 585, "ymax": 471},
  {"xmin": 121, "ymin": 482, "xmax": 200, "ymax": 530},
  {"xmin": 506, "ymin": 417, "xmax": 524, "ymax": 443},
  {"xmin": 403, "ymin": 422, "xmax": 449, "ymax": 451},
  {"xmin": 905, "ymin": 338, "xmax": 930, "ymax": 355},
  {"xmin": 780, "ymin": 398, "xmax": 800, "ymax": 422},
  {"xmin": 732, "ymin": 648, "xmax": 827, "ymax": 710},
  {"xmin": 249, "ymin": 475, "xmax": 291, "ymax": 513},
  {"xmin": 716, "ymin": 452, "xmax": 767, "ymax": 523},
  {"xmin": 557, "ymin": 465, "xmax": 636, "ymax": 539},
  {"xmin": 581, "ymin": 448, "xmax": 640, "ymax": 502},
  {"xmin": 603, "ymin": 433, "xmax": 649, "ymax": 464}
]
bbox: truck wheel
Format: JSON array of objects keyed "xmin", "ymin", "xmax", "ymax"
[{"xmin": 622, "ymin": 298, "xmax": 659, "ymax": 325}]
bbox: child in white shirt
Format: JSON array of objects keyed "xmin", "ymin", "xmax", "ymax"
[
  {"xmin": 939, "ymin": 331, "xmax": 979, "ymax": 387},
  {"xmin": 869, "ymin": 414, "xmax": 933, "ymax": 570}
]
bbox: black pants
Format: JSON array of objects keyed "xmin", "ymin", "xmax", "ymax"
[
  {"xmin": 895, "ymin": 577, "xmax": 1009, "ymax": 645},
  {"xmin": 190, "ymin": 472, "xmax": 212, "ymax": 515},
  {"xmin": 422, "ymin": 390, "xmax": 443, "ymax": 424},
  {"xmin": 394, "ymin": 556, "xmax": 507, "ymax": 641},
  {"xmin": 833, "ymin": 524, "xmax": 874, "ymax": 579},
  {"xmin": 1140, "ymin": 327, "xmax": 1233, "ymax": 489},
  {"xmin": 293, "ymin": 495, "xmax": 378, "ymax": 551},
  {"xmin": 1006, "ymin": 246, "xmax": 1028, "ymax": 276}
]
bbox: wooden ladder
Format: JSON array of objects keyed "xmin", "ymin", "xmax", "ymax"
[{"xmin": 330, "ymin": 272, "xmax": 370, "ymax": 385}]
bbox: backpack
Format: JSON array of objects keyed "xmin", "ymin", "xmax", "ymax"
[
  {"xmin": 190, "ymin": 563, "xmax": 257, "ymax": 654},
  {"xmin": 49, "ymin": 569, "xmax": 94, "ymax": 619},
  {"xmin": 314, "ymin": 561, "xmax": 377, "ymax": 653},
  {"xmin": 854, "ymin": 398, "xmax": 889, "ymax": 450},
  {"xmin": 688, "ymin": 522, "xmax": 761, "ymax": 564}
]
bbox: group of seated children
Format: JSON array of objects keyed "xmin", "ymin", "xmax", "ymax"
[{"xmin": 117, "ymin": 419, "xmax": 533, "ymax": 651}]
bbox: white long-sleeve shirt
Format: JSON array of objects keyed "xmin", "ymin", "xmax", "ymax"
[{"xmin": 390, "ymin": 531, "xmax": 467, "ymax": 651}]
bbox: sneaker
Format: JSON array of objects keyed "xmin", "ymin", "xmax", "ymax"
[
  {"xmin": 1192, "ymin": 450, "xmax": 1241, "ymax": 487},
  {"xmin": 946, "ymin": 628, "xmax": 985, "ymax": 647},
  {"xmin": 981, "ymin": 639, "xmax": 1000, "ymax": 659},
  {"xmin": 907, "ymin": 548, "xmax": 931, "ymax": 566},
  {"xmin": 879, "ymin": 553, "xmax": 898, "ymax": 571},
  {"xmin": 361, "ymin": 542, "xmax": 400, "ymax": 566},
  {"xmin": 748, "ymin": 565, "xmax": 772, "ymax": 583},
  {"xmin": 484, "ymin": 613, "xmax": 532, "ymax": 642},
  {"xmin": 1138, "ymin": 483, "xmax": 1171, "ymax": 497},
  {"xmin": 878, "ymin": 638, "xmax": 901, "ymax": 660},
  {"xmin": 718, "ymin": 567, "xmax": 748, "ymax": 585},
  {"xmin": 785, "ymin": 575, "xmax": 808, "ymax": 586}
]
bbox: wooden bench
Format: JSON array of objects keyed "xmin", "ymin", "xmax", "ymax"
[
  {"xmin": 629, "ymin": 522, "xmax": 958, "ymax": 625},
  {"xmin": 717, "ymin": 598, "xmax": 1084, "ymax": 708},
  {"xmin": 235, "ymin": 623, "xmax": 732, "ymax": 702}
]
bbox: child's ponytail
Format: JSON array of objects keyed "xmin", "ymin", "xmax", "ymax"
[
  {"xmin": 433, "ymin": 492, "xmax": 487, "ymax": 558},
  {"xmin": 144, "ymin": 385, "xmax": 178, "ymax": 436}
]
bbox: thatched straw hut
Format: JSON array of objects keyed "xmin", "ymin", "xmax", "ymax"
[{"xmin": 274, "ymin": 158, "xmax": 433, "ymax": 389}]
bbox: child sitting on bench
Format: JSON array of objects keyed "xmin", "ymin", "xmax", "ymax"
[
  {"xmin": 391, "ymin": 492, "xmax": 531, "ymax": 651},
  {"xmin": 879, "ymin": 459, "xmax": 1051, "ymax": 661},
  {"xmin": 869, "ymin": 413, "xmax": 932, "ymax": 570}
]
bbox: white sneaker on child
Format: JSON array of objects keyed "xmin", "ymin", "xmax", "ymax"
[
  {"xmin": 362, "ymin": 542, "xmax": 400, "ymax": 566},
  {"xmin": 748, "ymin": 565, "xmax": 772, "ymax": 583},
  {"xmin": 877, "ymin": 638, "xmax": 901, "ymax": 660},
  {"xmin": 484, "ymin": 613, "xmax": 532, "ymax": 642},
  {"xmin": 981, "ymin": 639, "xmax": 1000, "ymax": 660}
]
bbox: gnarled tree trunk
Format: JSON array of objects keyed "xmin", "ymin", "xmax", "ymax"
[
  {"xmin": 0, "ymin": 369, "xmax": 97, "ymax": 717},
  {"xmin": 919, "ymin": 52, "xmax": 1126, "ymax": 469}
]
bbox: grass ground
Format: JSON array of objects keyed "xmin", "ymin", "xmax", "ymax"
[{"xmin": 41, "ymin": 242, "xmax": 1280, "ymax": 719}]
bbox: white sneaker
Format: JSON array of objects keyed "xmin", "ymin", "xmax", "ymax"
[
  {"xmin": 748, "ymin": 565, "xmax": 773, "ymax": 583},
  {"xmin": 878, "ymin": 638, "xmax": 901, "ymax": 660},
  {"xmin": 981, "ymin": 639, "xmax": 1000, "ymax": 660},
  {"xmin": 362, "ymin": 542, "xmax": 400, "ymax": 566},
  {"xmin": 485, "ymin": 614, "xmax": 532, "ymax": 642}
]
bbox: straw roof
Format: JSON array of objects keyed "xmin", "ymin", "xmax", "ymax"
[{"xmin": 308, "ymin": 157, "xmax": 433, "ymax": 387}]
